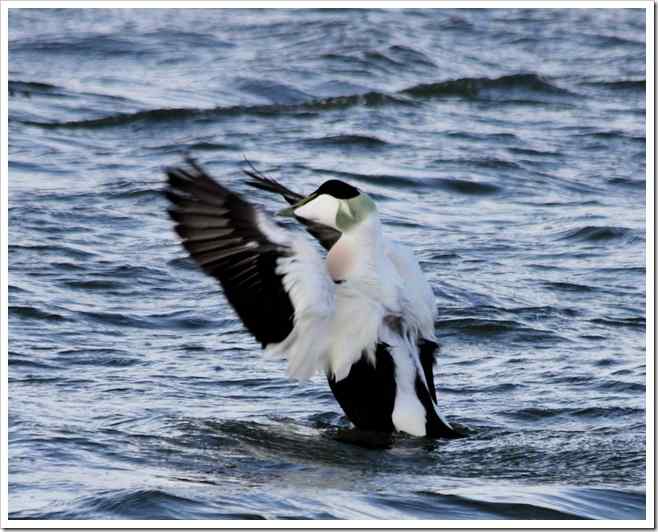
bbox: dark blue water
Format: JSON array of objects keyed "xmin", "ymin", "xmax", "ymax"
[{"xmin": 8, "ymin": 8, "xmax": 646, "ymax": 520}]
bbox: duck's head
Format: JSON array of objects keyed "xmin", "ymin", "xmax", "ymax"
[{"xmin": 278, "ymin": 179, "xmax": 376, "ymax": 231}]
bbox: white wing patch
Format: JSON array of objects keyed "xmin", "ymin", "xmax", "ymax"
[
  {"xmin": 257, "ymin": 213, "xmax": 336, "ymax": 380},
  {"xmin": 386, "ymin": 241, "xmax": 437, "ymax": 341},
  {"xmin": 381, "ymin": 328, "xmax": 427, "ymax": 437}
]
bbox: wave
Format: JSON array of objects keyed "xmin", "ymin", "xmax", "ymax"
[
  {"xmin": 556, "ymin": 225, "xmax": 634, "ymax": 242},
  {"xmin": 608, "ymin": 177, "xmax": 645, "ymax": 189},
  {"xmin": 11, "ymin": 33, "xmax": 178, "ymax": 58},
  {"xmin": 8, "ymin": 80, "xmax": 60, "ymax": 97},
  {"xmin": 236, "ymin": 78, "xmax": 312, "ymax": 105},
  {"xmin": 15, "ymin": 73, "xmax": 576, "ymax": 130},
  {"xmin": 54, "ymin": 347, "xmax": 141, "ymax": 368},
  {"xmin": 8, "ymin": 354, "xmax": 61, "ymax": 370},
  {"xmin": 583, "ymin": 79, "xmax": 645, "ymax": 91},
  {"xmin": 431, "ymin": 156, "xmax": 522, "ymax": 172},
  {"xmin": 302, "ymin": 167, "xmax": 500, "ymax": 196},
  {"xmin": 432, "ymin": 177, "xmax": 501, "ymax": 196},
  {"xmin": 441, "ymin": 382, "xmax": 521, "ymax": 395},
  {"xmin": 13, "ymin": 488, "xmax": 266, "ymax": 520},
  {"xmin": 436, "ymin": 318, "xmax": 550, "ymax": 337},
  {"xmin": 507, "ymin": 146, "xmax": 562, "ymax": 158},
  {"xmin": 580, "ymin": 33, "xmax": 644, "ymax": 48},
  {"xmin": 401, "ymin": 73, "xmax": 575, "ymax": 100},
  {"xmin": 72, "ymin": 308, "xmax": 222, "ymax": 331},
  {"xmin": 312, "ymin": 168, "xmax": 424, "ymax": 190},
  {"xmin": 587, "ymin": 131, "xmax": 645, "ymax": 142},
  {"xmin": 395, "ymin": 492, "xmax": 584, "ymax": 520},
  {"xmin": 17, "ymin": 92, "xmax": 410, "ymax": 130},
  {"xmin": 9, "ymin": 243, "xmax": 98, "ymax": 260},
  {"xmin": 12, "ymin": 483, "xmax": 644, "ymax": 520},
  {"xmin": 303, "ymin": 134, "xmax": 389, "ymax": 147},
  {"xmin": 541, "ymin": 281, "xmax": 596, "ymax": 293},
  {"xmin": 590, "ymin": 316, "xmax": 645, "ymax": 329},
  {"xmin": 144, "ymin": 140, "xmax": 238, "ymax": 155},
  {"xmin": 506, "ymin": 405, "xmax": 643, "ymax": 421},
  {"xmin": 445, "ymin": 131, "xmax": 519, "ymax": 143},
  {"xmin": 62, "ymin": 279, "xmax": 125, "ymax": 291},
  {"xmin": 387, "ymin": 44, "xmax": 436, "ymax": 68},
  {"xmin": 413, "ymin": 486, "xmax": 645, "ymax": 520},
  {"xmin": 9, "ymin": 304, "xmax": 69, "ymax": 322},
  {"xmin": 596, "ymin": 380, "xmax": 645, "ymax": 393},
  {"xmin": 8, "ymin": 79, "xmax": 140, "ymax": 107}
]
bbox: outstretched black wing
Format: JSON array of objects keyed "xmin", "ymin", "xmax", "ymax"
[
  {"xmin": 242, "ymin": 164, "xmax": 341, "ymax": 251},
  {"xmin": 165, "ymin": 158, "xmax": 295, "ymax": 346}
]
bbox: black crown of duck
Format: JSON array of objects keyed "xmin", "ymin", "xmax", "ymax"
[{"xmin": 315, "ymin": 179, "xmax": 360, "ymax": 200}]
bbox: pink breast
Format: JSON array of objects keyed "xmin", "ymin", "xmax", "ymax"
[{"xmin": 327, "ymin": 240, "xmax": 354, "ymax": 281}]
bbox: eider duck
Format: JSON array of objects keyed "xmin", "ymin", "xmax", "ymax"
[{"xmin": 164, "ymin": 158, "xmax": 461, "ymax": 439}]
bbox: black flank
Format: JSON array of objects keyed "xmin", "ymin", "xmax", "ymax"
[{"xmin": 327, "ymin": 343, "xmax": 396, "ymax": 432}]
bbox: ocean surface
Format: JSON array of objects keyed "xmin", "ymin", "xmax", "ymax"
[{"xmin": 7, "ymin": 8, "xmax": 647, "ymax": 521}]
